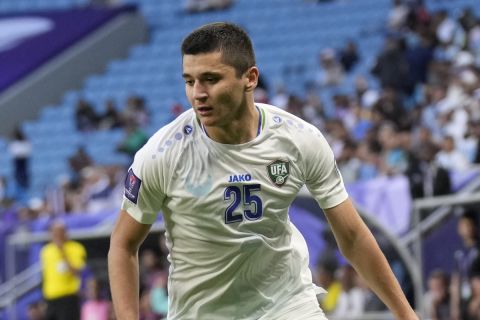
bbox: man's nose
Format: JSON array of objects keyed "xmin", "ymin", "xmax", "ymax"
[{"xmin": 193, "ymin": 82, "xmax": 208, "ymax": 100}]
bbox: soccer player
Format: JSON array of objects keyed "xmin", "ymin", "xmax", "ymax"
[{"xmin": 108, "ymin": 22, "xmax": 418, "ymax": 319}]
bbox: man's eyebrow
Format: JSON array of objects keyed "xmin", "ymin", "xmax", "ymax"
[{"xmin": 182, "ymin": 71, "xmax": 222, "ymax": 78}]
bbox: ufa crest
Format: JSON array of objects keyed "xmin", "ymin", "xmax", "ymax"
[{"xmin": 267, "ymin": 159, "xmax": 290, "ymax": 187}]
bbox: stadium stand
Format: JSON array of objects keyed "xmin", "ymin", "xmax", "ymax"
[{"xmin": 1, "ymin": 0, "xmax": 480, "ymax": 319}]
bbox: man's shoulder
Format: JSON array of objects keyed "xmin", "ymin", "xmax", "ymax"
[
  {"xmin": 41, "ymin": 242, "xmax": 56, "ymax": 253},
  {"xmin": 149, "ymin": 109, "xmax": 195, "ymax": 142},
  {"xmin": 136, "ymin": 109, "xmax": 196, "ymax": 159},
  {"xmin": 258, "ymin": 103, "xmax": 322, "ymax": 139},
  {"xmin": 65, "ymin": 240, "xmax": 86, "ymax": 252}
]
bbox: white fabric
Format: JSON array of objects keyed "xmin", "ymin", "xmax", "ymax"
[
  {"xmin": 332, "ymin": 287, "xmax": 366, "ymax": 318},
  {"xmin": 122, "ymin": 103, "xmax": 348, "ymax": 319},
  {"xmin": 8, "ymin": 140, "xmax": 31, "ymax": 158}
]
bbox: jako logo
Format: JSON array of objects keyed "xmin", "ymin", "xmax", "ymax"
[{"xmin": 228, "ymin": 174, "xmax": 252, "ymax": 183}]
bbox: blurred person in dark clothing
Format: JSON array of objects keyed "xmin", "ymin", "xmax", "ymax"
[
  {"xmin": 68, "ymin": 146, "xmax": 93, "ymax": 187},
  {"xmin": 424, "ymin": 269, "xmax": 451, "ymax": 320},
  {"xmin": 98, "ymin": 99, "xmax": 123, "ymax": 130},
  {"xmin": 466, "ymin": 257, "xmax": 480, "ymax": 320},
  {"xmin": 371, "ymin": 37, "xmax": 414, "ymax": 95},
  {"xmin": 405, "ymin": 30, "xmax": 435, "ymax": 85},
  {"xmin": 75, "ymin": 99, "xmax": 98, "ymax": 132},
  {"xmin": 372, "ymin": 87, "xmax": 410, "ymax": 130},
  {"xmin": 339, "ymin": 40, "xmax": 359, "ymax": 73},
  {"xmin": 451, "ymin": 211, "xmax": 480, "ymax": 320},
  {"xmin": 8, "ymin": 126, "xmax": 31, "ymax": 190},
  {"xmin": 406, "ymin": 142, "xmax": 451, "ymax": 199}
]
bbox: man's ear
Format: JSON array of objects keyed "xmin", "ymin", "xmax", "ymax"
[{"xmin": 245, "ymin": 66, "xmax": 259, "ymax": 92}]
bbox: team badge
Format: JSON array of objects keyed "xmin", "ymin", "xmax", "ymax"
[{"xmin": 267, "ymin": 159, "xmax": 290, "ymax": 187}]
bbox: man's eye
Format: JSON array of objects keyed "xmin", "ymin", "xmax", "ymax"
[
  {"xmin": 206, "ymin": 78, "xmax": 217, "ymax": 83},
  {"xmin": 185, "ymin": 80, "xmax": 194, "ymax": 86}
]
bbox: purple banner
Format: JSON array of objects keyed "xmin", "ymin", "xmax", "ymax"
[
  {"xmin": 347, "ymin": 175, "xmax": 412, "ymax": 236},
  {"xmin": 0, "ymin": 5, "xmax": 136, "ymax": 93}
]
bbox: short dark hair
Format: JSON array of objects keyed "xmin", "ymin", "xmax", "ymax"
[{"xmin": 181, "ymin": 22, "xmax": 256, "ymax": 77}]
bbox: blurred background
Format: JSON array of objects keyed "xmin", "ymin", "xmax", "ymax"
[{"xmin": 0, "ymin": 0, "xmax": 480, "ymax": 319}]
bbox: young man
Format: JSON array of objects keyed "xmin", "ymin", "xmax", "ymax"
[{"xmin": 108, "ymin": 22, "xmax": 418, "ymax": 319}]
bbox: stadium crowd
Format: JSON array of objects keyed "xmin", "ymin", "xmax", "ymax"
[{"xmin": 0, "ymin": 0, "xmax": 480, "ymax": 319}]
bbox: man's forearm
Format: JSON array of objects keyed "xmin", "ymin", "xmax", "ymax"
[
  {"xmin": 343, "ymin": 229, "xmax": 418, "ymax": 319},
  {"xmin": 108, "ymin": 245, "xmax": 140, "ymax": 319}
]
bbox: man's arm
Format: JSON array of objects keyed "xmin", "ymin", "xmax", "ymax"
[
  {"xmin": 57, "ymin": 245, "xmax": 83, "ymax": 275},
  {"xmin": 324, "ymin": 198, "xmax": 418, "ymax": 320},
  {"xmin": 108, "ymin": 209, "xmax": 152, "ymax": 320}
]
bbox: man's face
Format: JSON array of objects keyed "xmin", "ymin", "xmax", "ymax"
[
  {"xmin": 50, "ymin": 223, "xmax": 67, "ymax": 245},
  {"xmin": 182, "ymin": 51, "xmax": 250, "ymax": 128}
]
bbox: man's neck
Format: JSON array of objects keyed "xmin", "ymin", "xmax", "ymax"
[{"xmin": 202, "ymin": 104, "xmax": 261, "ymax": 144}]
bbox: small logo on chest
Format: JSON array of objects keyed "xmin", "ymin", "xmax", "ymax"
[
  {"xmin": 267, "ymin": 159, "xmax": 290, "ymax": 187},
  {"xmin": 228, "ymin": 174, "xmax": 252, "ymax": 183}
]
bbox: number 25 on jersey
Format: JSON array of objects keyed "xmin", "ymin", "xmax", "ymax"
[{"xmin": 224, "ymin": 184, "xmax": 263, "ymax": 224}]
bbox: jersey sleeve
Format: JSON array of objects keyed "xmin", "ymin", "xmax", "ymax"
[
  {"xmin": 303, "ymin": 128, "xmax": 348, "ymax": 209},
  {"xmin": 121, "ymin": 145, "xmax": 166, "ymax": 224}
]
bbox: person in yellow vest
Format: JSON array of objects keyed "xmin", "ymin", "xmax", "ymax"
[
  {"xmin": 40, "ymin": 220, "xmax": 86, "ymax": 320},
  {"xmin": 316, "ymin": 259, "xmax": 342, "ymax": 314}
]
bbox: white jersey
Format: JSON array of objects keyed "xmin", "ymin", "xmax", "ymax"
[{"xmin": 122, "ymin": 103, "xmax": 348, "ymax": 319}]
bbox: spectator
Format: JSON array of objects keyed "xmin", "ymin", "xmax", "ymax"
[
  {"xmin": 116, "ymin": 120, "xmax": 149, "ymax": 160},
  {"xmin": 336, "ymin": 140, "xmax": 360, "ymax": 184},
  {"xmin": 75, "ymin": 99, "xmax": 98, "ymax": 132},
  {"xmin": 405, "ymin": 30, "xmax": 435, "ymax": 85},
  {"xmin": 315, "ymin": 48, "xmax": 344, "ymax": 87},
  {"xmin": 434, "ymin": 10, "xmax": 465, "ymax": 49},
  {"xmin": 435, "ymin": 136, "xmax": 470, "ymax": 172},
  {"xmin": 123, "ymin": 96, "xmax": 150, "ymax": 127},
  {"xmin": 68, "ymin": 146, "xmax": 93, "ymax": 187},
  {"xmin": 467, "ymin": 257, "xmax": 480, "ymax": 320},
  {"xmin": 451, "ymin": 211, "xmax": 480, "ymax": 320},
  {"xmin": 332, "ymin": 264, "xmax": 366, "ymax": 318},
  {"xmin": 302, "ymin": 91, "xmax": 325, "ymax": 130},
  {"xmin": 354, "ymin": 76, "xmax": 380, "ymax": 110},
  {"xmin": 458, "ymin": 7, "xmax": 477, "ymax": 34},
  {"xmin": 356, "ymin": 140, "xmax": 381, "ymax": 181},
  {"xmin": 357, "ymin": 275, "xmax": 387, "ymax": 313},
  {"xmin": 378, "ymin": 123, "xmax": 409, "ymax": 175},
  {"xmin": 98, "ymin": 100, "xmax": 123, "ymax": 130},
  {"xmin": 406, "ymin": 142, "xmax": 451, "ymax": 199},
  {"xmin": 339, "ymin": 40, "xmax": 360, "ymax": 73},
  {"xmin": 387, "ymin": 0, "xmax": 410, "ymax": 31},
  {"xmin": 315, "ymin": 259, "xmax": 341, "ymax": 315},
  {"xmin": 81, "ymin": 277, "xmax": 111, "ymax": 320},
  {"xmin": 424, "ymin": 269, "xmax": 451, "ymax": 320},
  {"xmin": 81, "ymin": 166, "xmax": 121, "ymax": 214},
  {"xmin": 40, "ymin": 221, "xmax": 87, "ymax": 320},
  {"xmin": 371, "ymin": 37, "xmax": 413, "ymax": 95},
  {"xmin": 372, "ymin": 88, "xmax": 409, "ymax": 130},
  {"xmin": 8, "ymin": 126, "xmax": 31, "ymax": 190}
]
